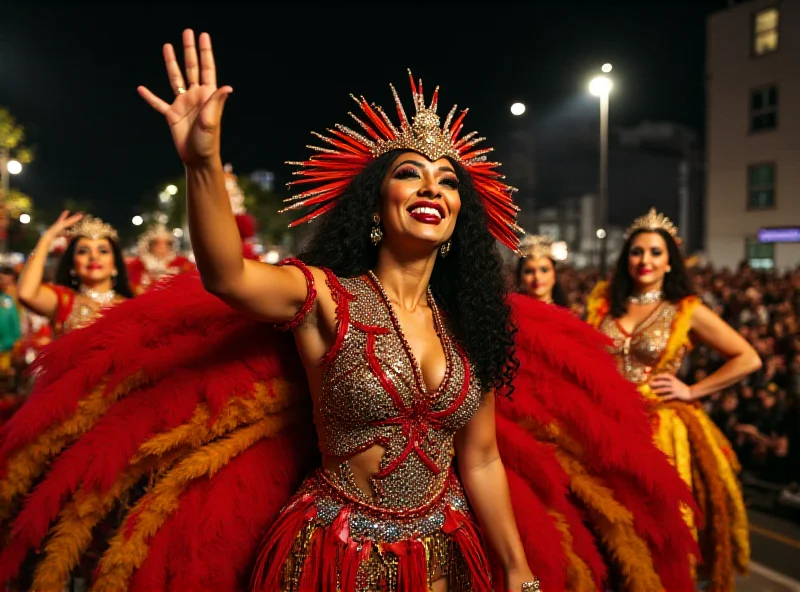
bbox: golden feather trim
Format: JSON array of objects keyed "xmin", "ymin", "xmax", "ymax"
[
  {"xmin": 550, "ymin": 510, "xmax": 598, "ymax": 591},
  {"xmin": 92, "ymin": 415, "xmax": 289, "ymax": 591},
  {"xmin": 523, "ymin": 419, "xmax": 664, "ymax": 591},
  {"xmin": 555, "ymin": 448, "xmax": 664, "ymax": 592},
  {"xmin": 586, "ymin": 282, "xmax": 610, "ymax": 328},
  {"xmin": 670, "ymin": 404, "xmax": 735, "ymax": 592},
  {"xmin": 0, "ymin": 375, "xmax": 145, "ymax": 524},
  {"xmin": 653, "ymin": 296, "xmax": 699, "ymax": 376},
  {"xmin": 31, "ymin": 453, "xmax": 179, "ymax": 590},
  {"xmin": 694, "ymin": 411, "xmax": 750, "ymax": 574},
  {"xmin": 132, "ymin": 379, "xmax": 301, "ymax": 463}
]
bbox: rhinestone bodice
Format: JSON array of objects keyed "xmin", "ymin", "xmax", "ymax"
[
  {"xmin": 598, "ymin": 301, "xmax": 686, "ymax": 387},
  {"xmin": 318, "ymin": 274, "xmax": 483, "ymax": 510}
]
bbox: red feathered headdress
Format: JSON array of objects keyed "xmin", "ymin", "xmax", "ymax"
[{"xmin": 281, "ymin": 70, "xmax": 523, "ymax": 252}]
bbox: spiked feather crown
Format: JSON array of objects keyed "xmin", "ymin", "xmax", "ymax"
[{"xmin": 281, "ymin": 71, "xmax": 523, "ymax": 252}]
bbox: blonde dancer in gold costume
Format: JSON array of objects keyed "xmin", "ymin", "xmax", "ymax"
[{"xmin": 587, "ymin": 209, "xmax": 761, "ymax": 592}]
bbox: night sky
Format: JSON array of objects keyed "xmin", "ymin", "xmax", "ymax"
[{"xmin": 1, "ymin": 1, "xmax": 726, "ymax": 233}]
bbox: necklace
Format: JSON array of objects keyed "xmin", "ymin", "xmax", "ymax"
[
  {"xmin": 79, "ymin": 285, "xmax": 117, "ymax": 306},
  {"xmin": 628, "ymin": 290, "xmax": 663, "ymax": 305},
  {"xmin": 366, "ymin": 270, "xmax": 451, "ymax": 395}
]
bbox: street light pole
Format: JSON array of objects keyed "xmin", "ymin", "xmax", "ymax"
[
  {"xmin": 589, "ymin": 68, "xmax": 613, "ymax": 277},
  {"xmin": 598, "ymin": 90, "xmax": 609, "ymax": 277}
]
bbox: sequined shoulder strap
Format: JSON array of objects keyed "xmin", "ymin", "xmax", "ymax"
[{"xmin": 653, "ymin": 296, "xmax": 700, "ymax": 373}]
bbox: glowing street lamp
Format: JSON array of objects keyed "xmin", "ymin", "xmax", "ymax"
[
  {"xmin": 510, "ymin": 102, "xmax": 526, "ymax": 116},
  {"xmin": 132, "ymin": 215, "xmax": 144, "ymax": 226},
  {"xmin": 589, "ymin": 75, "xmax": 613, "ymax": 98},
  {"xmin": 6, "ymin": 160, "xmax": 22, "ymax": 175}
]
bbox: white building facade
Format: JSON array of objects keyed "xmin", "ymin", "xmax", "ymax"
[{"xmin": 707, "ymin": 0, "xmax": 800, "ymax": 270}]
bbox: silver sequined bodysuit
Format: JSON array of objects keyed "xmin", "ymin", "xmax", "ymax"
[
  {"xmin": 318, "ymin": 273, "xmax": 483, "ymax": 510},
  {"xmin": 598, "ymin": 301, "xmax": 686, "ymax": 387}
]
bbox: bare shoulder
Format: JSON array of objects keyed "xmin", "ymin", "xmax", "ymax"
[{"xmin": 689, "ymin": 301, "xmax": 718, "ymax": 330}]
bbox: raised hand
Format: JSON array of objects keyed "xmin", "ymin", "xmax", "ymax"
[
  {"xmin": 45, "ymin": 210, "xmax": 83, "ymax": 239},
  {"xmin": 137, "ymin": 30, "xmax": 233, "ymax": 167}
]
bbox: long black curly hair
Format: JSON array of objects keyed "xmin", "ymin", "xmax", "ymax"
[
  {"xmin": 608, "ymin": 229, "xmax": 694, "ymax": 318},
  {"xmin": 54, "ymin": 237, "xmax": 135, "ymax": 299},
  {"xmin": 515, "ymin": 256, "xmax": 569, "ymax": 307},
  {"xmin": 299, "ymin": 150, "xmax": 518, "ymax": 397}
]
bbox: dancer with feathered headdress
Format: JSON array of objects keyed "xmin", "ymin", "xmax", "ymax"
[{"xmin": 0, "ymin": 32, "xmax": 698, "ymax": 591}]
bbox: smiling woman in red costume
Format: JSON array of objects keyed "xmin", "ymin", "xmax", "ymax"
[
  {"xmin": 15, "ymin": 212, "xmax": 132, "ymax": 337},
  {"xmin": 0, "ymin": 32, "xmax": 698, "ymax": 592},
  {"xmin": 587, "ymin": 209, "xmax": 762, "ymax": 592}
]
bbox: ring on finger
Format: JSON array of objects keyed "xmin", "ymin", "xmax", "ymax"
[{"xmin": 176, "ymin": 87, "xmax": 187, "ymax": 95}]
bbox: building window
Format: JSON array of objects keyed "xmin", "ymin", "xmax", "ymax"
[
  {"xmin": 753, "ymin": 7, "xmax": 779, "ymax": 56},
  {"xmin": 750, "ymin": 86, "xmax": 778, "ymax": 132},
  {"xmin": 747, "ymin": 163, "xmax": 776, "ymax": 209},
  {"xmin": 746, "ymin": 237, "xmax": 774, "ymax": 270}
]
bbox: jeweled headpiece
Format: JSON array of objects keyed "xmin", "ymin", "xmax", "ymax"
[
  {"xmin": 67, "ymin": 215, "xmax": 119, "ymax": 242},
  {"xmin": 138, "ymin": 223, "xmax": 176, "ymax": 255},
  {"xmin": 519, "ymin": 235, "xmax": 555, "ymax": 260},
  {"xmin": 624, "ymin": 208, "xmax": 681, "ymax": 245},
  {"xmin": 281, "ymin": 70, "xmax": 523, "ymax": 252}
]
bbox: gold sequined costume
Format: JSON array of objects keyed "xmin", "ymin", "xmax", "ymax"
[
  {"xmin": 42, "ymin": 283, "xmax": 126, "ymax": 337},
  {"xmin": 252, "ymin": 264, "xmax": 490, "ymax": 591},
  {"xmin": 588, "ymin": 282, "xmax": 749, "ymax": 591}
]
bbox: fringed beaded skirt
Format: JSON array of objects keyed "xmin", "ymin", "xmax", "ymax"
[{"xmin": 251, "ymin": 468, "xmax": 491, "ymax": 591}]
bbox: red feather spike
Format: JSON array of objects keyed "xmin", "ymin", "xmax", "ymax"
[
  {"xmin": 348, "ymin": 111, "xmax": 383, "ymax": 142},
  {"xmin": 407, "ymin": 69, "xmax": 418, "ymax": 100},
  {"xmin": 286, "ymin": 201, "xmax": 339, "ymax": 227},
  {"xmin": 450, "ymin": 109, "xmax": 469, "ymax": 137},
  {"xmin": 390, "ymin": 84, "xmax": 410, "ymax": 129},
  {"xmin": 328, "ymin": 129, "xmax": 373, "ymax": 153},
  {"xmin": 357, "ymin": 98, "xmax": 395, "ymax": 140}
]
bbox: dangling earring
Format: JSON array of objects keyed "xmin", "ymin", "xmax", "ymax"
[
  {"xmin": 69, "ymin": 269, "xmax": 79, "ymax": 287},
  {"xmin": 112, "ymin": 270, "xmax": 118, "ymax": 288},
  {"xmin": 370, "ymin": 213, "xmax": 383, "ymax": 245},
  {"xmin": 440, "ymin": 240, "xmax": 452, "ymax": 258}
]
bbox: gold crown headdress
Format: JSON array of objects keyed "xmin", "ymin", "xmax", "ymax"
[
  {"xmin": 624, "ymin": 208, "xmax": 681, "ymax": 245},
  {"xmin": 518, "ymin": 235, "xmax": 555, "ymax": 260},
  {"xmin": 138, "ymin": 223, "xmax": 176, "ymax": 254},
  {"xmin": 67, "ymin": 215, "xmax": 119, "ymax": 242},
  {"xmin": 281, "ymin": 70, "xmax": 523, "ymax": 252}
]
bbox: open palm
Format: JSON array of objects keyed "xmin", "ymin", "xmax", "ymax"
[
  {"xmin": 47, "ymin": 210, "xmax": 84, "ymax": 238},
  {"xmin": 138, "ymin": 29, "xmax": 233, "ymax": 167}
]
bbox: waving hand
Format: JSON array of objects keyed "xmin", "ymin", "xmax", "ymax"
[{"xmin": 137, "ymin": 29, "xmax": 233, "ymax": 166}]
